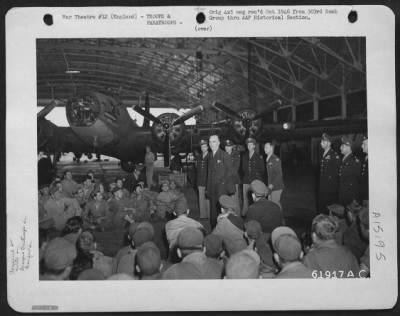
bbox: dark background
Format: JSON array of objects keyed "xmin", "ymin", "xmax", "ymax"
[{"xmin": 1, "ymin": 0, "xmax": 399, "ymax": 315}]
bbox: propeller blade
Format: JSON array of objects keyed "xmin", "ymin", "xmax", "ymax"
[
  {"xmin": 173, "ymin": 105, "xmax": 204, "ymax": 126},
  {"xmin": 133, "ymin": 105, "xmax": 162, "ymax": 124},
  {"xmin": 212, "ymin": 102, "xmax": 242, "ymax": 120},
  {"xmin": 251, "ymin": 99, "xmax": 283, "ymax": 120},
  {"xmin": 164, "ymin": 132, "xmax": 171, "ymax": 167},
  {"xmin": 37, "ymin": 99, "xmax": 64, "ymax": 120},
  {"xmin": 212, "ymin": 119, "xmax": 231, "ymax": 127}
]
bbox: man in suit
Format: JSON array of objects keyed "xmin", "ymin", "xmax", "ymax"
[
  {"xmin": 196, "ymin": 139, "xmax": 210, "ymax": 219},
  {"xmin": 318, "ymin": 133, "xmax": 341, "ymax": 214},
  {"xmin": 338, "ymin": 136, "xmax": 362, "ymax": 206},
  {"xmin": 206, "ymin": 135, "xmax": 235, "ymax": 229},
  {"xmin": 241, "ymin": 138, "xmax": 265, "ymax": 216},
  {"xmin": 264, "ymin": 140, "xmax": 284, "ymax": 209}
]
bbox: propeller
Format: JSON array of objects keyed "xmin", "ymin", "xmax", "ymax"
[
  {"xmin": 133, "ymin": 105, "xmax": 163, "ymax": 125},
  {"xmin": 37, "ymin": 99, "xmax": 64, "ymax": 120},
  {"xmin": 212, "ymin": 102, "xmax": 242, "ymax": 120},
  {"xmin": 212, "ymin": 118, "xmax": 231, "ymax": 127},
  {"xmin": 133, "ymin": 103, "xmax": 204, "ymax": 166},
  {"xmin": 173, "ymin": 105, "xmax": 204, "ymax": 125},
  {"xmin": 212, "ymin": 99, "xmax": 283, "ymax": 139}
]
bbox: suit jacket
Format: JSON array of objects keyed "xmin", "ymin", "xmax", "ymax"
[
  {"xmin": 319, "ymin": 148, "xmax": 341, "ymax": 193},
  {"xmin": 266, "ymin": 154, "xmax": 284, "ymax": 191},
  {"xmin": 338, "ymin": 153, "xmax": 361, "ymax": 203},
  {"xmin": 206, "ymin": 148, "xmax": 235, "ymax": 196},
  {"xmin": 242, "ymin": 151, "xmax": 265, "ymax": 184}
]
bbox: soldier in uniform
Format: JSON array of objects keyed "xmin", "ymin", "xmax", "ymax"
[
  {"xmin": 206, "ymin": 135, "xmax": 235, "ymax": 229},
  {"xmin": 224, "ymin": 139, "xmax": 241, "ymax": 216},
  {"xmin": 318, "ymin": 133, "xmax": 341, "ymax": 214},
  {"xmin": 196, "ymin": 139, "xmax": 210, "ymax": 219},
  {"xmin": 359, "ymin": 135, "xmax": 368, "ymax": 204},
  {"xmin": 338, "ymin": 136, "xmax": 362, "ymax": 206},
  {"xmin": 264, "ymin": 140, "xmax": 284, "ymax": 209},
  {"xmin": 241, "ymin": 138, "xmax": 265, "ymax": 216}
]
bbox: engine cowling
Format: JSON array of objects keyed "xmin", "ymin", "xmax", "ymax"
[
  {"xmin": 151, "ymin": 113, "xmax": 186, "ymax": 144},
  {"xmin": 233, "ymin": 108, "xmax": 261, "ymax": 137}
]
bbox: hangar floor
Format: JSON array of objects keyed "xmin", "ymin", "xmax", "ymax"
[{"xmin": 56, "ymin": 160, "xmax": 317, "ymax": 257}]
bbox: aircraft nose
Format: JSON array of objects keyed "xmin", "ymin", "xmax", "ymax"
[{"xmin": 66, "ymin": 95, "xmax": 100, "ymax": 127}]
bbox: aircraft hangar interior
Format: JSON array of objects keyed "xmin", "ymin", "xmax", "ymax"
[{"xmin": 37, "ymin": 38, "xmax": 369, "ymax": 280}]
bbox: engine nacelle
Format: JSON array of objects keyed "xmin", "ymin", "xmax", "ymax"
[
  {"xmin": 66, "ymin": 93, "xmax": 102, "ymax": 127},
  {"xmin": 233, "ymin": 108, "xmax": 262, "ymax": 137},
  {"xmin": 151, "ymin": 113, "xmax": 186, "ymax": 144}
]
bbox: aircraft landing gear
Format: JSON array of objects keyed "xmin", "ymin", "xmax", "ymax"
[
  {"xmin": 120, "ymin": 160, "xmax": 135, "ymax": 173},
  {"xmin": 73, "ymin": 152, "xmax": 82, "ymax": 163}
]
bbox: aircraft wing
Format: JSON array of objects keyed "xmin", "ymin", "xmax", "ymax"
[{"xmin": 38, "ymin": 118, "xmax": 89, "ymax": 154}]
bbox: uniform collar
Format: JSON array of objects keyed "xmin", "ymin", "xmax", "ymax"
[
  {"xmin": 323, "ymin": 148, "xmax": 331, "ymax": 158},
  {"xmin": 342, "ymin": 152, "xmax": 352, "ymax": 161}
]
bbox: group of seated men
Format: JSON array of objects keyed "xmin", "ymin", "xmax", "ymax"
[{"xmin": 38, "ymin": 167, "xmax": 370, "ymax": 280}]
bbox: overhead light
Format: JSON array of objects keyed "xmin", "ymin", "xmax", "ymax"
[
  {"xmin": 283, "ymin": 122, "xmax": 294, "ymax": 130},
  {"xmin": 65, "ymin": 69, "xmax": 81, "ymax": 74}
]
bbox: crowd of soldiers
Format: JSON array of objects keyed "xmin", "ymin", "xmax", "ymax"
[{"xmin": 37, "ymin": 132, "xmax": 370, "ymax": 281}]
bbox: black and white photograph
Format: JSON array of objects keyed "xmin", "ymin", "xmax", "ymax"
[{"xmin": 6, "ymin": 5, "xmax": 397, "ymax": 312}]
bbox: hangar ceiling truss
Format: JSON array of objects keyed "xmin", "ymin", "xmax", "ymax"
[{"xmin": 37, "ymin": 37, "xmax": 366, "ymax": 122}]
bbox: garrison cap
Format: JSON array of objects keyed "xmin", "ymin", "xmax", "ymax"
[
  {"xmin": 111, "ymin": 186, "xmax": 122, "ymax": 194},
  {"xmin": 199, "ymin": 139, "xmax": 208, "ymax": 146},
  {"xmin": 250, "ymin": 180, "xmax": 269, "ymax": 197},
  {"xmin": 219, "ymin": 195, "xmax": 239, "ymax": 210},
  {"xmin": 177, "ymin": 227, "xmax": 204, "ymax": 249},
  {"xmin": 271, "ymin": 226, "xmax": 302, "ymax": 261},
  {"xmin": 245, "ymin": 138, "xmax": 257, "ymax": 145}
]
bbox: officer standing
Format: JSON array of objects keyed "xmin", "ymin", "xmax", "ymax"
[
  {"xmin": 196, "ymin": 139, "xmax": 210, "ymax": 219},
  {"xmin": 338, "ymin": 136, "xmax": 362, "ymax": 206},
  {"xmin": 241, "ymin": 138, "xmax": 265, "ymax": 216},
  {"xmin": 224, "ymin": 139, "xmax": 241, "ymax": 216},
  {"xmin": 359, "ymin": 135, "xmax": 369, "ymax": 204},
  {"xmin": 264, "ymin": 140, "xmax": 284, "ymax": 209},
  {"xmin": 206, "ymin": 135, "xmax": 235, "ymax": 229},
  {"xmin": 318, "ymin": 133, "xmax": 341, "ymax": 214}
]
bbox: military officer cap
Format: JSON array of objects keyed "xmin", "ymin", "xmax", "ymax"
[
  {"xmin": 136, "ymin": 163, "xmax": 145, "ymax": 170},
  {"xmin": 245, "ymin": 138, "xmax": 257, "ymax": 145},
  {"xmin": 225, "ymin": 139, "xmax": 235, "ymax": 147},
  {"xmin": 341, "ymin": 136, "xmax": 353, "ymax": 147},
  {"xmin": 199, "ymin": 139, "xmax": 208, "ymax": 146},
  {"xmin": 321, "ymin": 133, "xmax": 332, "ymax": 142},
  {"xmin": 250, "ymin": 180, "xmax": 269, "ymax": 197}
]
